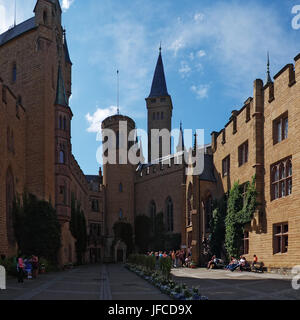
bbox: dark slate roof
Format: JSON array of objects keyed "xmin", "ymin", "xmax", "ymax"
[
  {"xmin": 85, "ymin": 175, "xmax": 100, "ymax": 183},
  {"xmin": 199, "ymin": 154, "xmax": 216, "ymax": 182},
  {"xmin": 148, "ymin": 52, "xmax": 169, "ymax": 98},
  {"xmin": 55, "ymin": 66, "xmax": 68, "ymax": 106},
  {"xmin": 64, "ymin": 36, "xmax": 72, "ymax": 65},
  {"xmin": 0, "ymin": 17, "xmax": 36, "ymax": 47}
]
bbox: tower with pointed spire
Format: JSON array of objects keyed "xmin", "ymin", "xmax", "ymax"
[{"xmin": 146, "ymin": 46, "xmax": 173, "ymax": 162}]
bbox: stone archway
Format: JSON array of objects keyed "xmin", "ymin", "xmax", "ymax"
[{"xmin": 114, "ymin": 240, "xmax": 127, "ymax": 263}]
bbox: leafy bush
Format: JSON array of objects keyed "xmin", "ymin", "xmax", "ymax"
[
  {"xmin": 159, "ymin": 257, "xmax": 172, "ymax": 279},
  {"xmin": 0, "ymin": 257, "xmax": 18, "ymax": 277}
]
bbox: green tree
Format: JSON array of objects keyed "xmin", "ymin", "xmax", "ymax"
[
  {"xmin": 13, "ymin": 193, "xmax": 61, "ymax": 264},
  {"xmin": 70, "ymin": 195, "xmax": 87, "ymax": 264},
  {"xmin": 209, "ymin": 195, "xmax": 227, "ymax": 257}
]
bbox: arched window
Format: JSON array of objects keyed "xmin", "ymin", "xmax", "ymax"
[
  {"xmin": 6, "ymin": 168, "xmax": 15, "ymax": 244},
  {"xmin": 59, "ymin": 116, "xmax": 62, "ymax": 129},
  {"xmin": 119, "ymin": 183, "xmax": 123, "ymax": 192},
  {"xmin": 119, "ymin": 209, "xmax": 123, "ymax": 219},
  {"xmin": 12, "ymin": 63, "xmax": 17, "ymax": 82},
  {"xmin": 43, "ymin": 10, "xmax": 48, "ymax": 25},
  {"xmin": 63, "ymin": 117, "xmax": 67, "ymax": 130},
  {"xmin": 149, "ymin": 201, "xmax": 156, "ymax": 232},
  {"xmin": 165, "ymin": 197, "xmax": 173, "ymax": 232},
  {"xmin": 59, "ymin": 150, "xmax": 65, "ymax": 164}
]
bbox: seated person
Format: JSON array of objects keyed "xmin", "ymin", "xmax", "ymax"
[
  {"xmin": 226, "ymin": 256, "xmax": 239, "ymax": 272},
  {"xmin": 207, "ymin": 255, "xmax": 216, "ymax": 269}
]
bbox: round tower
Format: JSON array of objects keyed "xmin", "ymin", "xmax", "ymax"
[{"xmin": 102, "ymin": 114, "xmax": 136, "ymax": 258}]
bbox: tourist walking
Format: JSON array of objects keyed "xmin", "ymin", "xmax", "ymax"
[{"xmin": 17, "ymin": 257, "xmax": 25, "ymax": 283}]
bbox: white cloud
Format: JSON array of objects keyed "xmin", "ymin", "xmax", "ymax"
[
  {"xmin": 179, "ymin": 61, "xmax": 191, "ymax": 78},
  {"xmin": 191, "ymin": 84, "xmax": 209, "ymax": 99},
  {"xmin": 169, "ymin": 38, "xmax": 185, "ymax": 56},
  {"xmin": 86, "ymin": 106, "xmax": 118, "ymax": 133},
  {"xmin": 61, "ymin": 0, "xmax": 75, "ymax": 11},
  {"xmin": 0, "ymin": 4, "xmax": 8, "ymax": 33},
  {"xmin": 194, "ymin": 12, "xmax": 205, "ymax": 22},
  {"xmin": 196, "ymin": 50, "xmax": 206, "ymax": 58}
]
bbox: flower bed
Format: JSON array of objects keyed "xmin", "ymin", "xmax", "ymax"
[{"xmin": 125, "ymin": 263, "xmax": 208, "ymax": 300}]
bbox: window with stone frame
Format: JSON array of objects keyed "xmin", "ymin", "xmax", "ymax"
[
  {"xmin": 273, "ymin": 223, "xmax": 288, "ymax": 254},
  {"xmin": 238, "ymin": 140, "xmax": 248, "ymax": 167},
  {"xmin": 166, "ymin": 197, "xmax": 174, "ymax": 232},
  {"xmin": 246, "ymin": 104, "xmax": 251, "ymax": 122},
  {"xmin": 273, "ymin": 112, "xmax": 288, "ymax": 145},
  {"xmin": 241, "ymin": 231, "xmax": 249, "ymax": 255},
  {"xmin": 271, "ymin": 156, "xmax": 292, "ymax": 201},
  {"xmin": 222, "ymin": 155, "xmax": 230, "ymax": 177}
]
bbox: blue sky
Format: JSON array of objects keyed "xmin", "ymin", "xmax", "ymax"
[{"xmin": 0, "ymin": 0, "xmax": 299, "ymax": 174}]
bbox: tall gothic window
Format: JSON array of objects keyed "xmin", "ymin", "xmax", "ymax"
[
  {"xmin": 187, "ymin": 183, "xmax": 193, "ymax": 226},
  {"xmin": 59, "ymin": 150, "xmax": 65, "ymax": 164},
  {"xmin": 166, "ymin": 197, "xmax": 173, "ymax": 232},
  {"xmin": 63, "ymin": 116, "xmax": 67, "ymax": 131},
  {"xmin": 149, "ymin": 201, "xmax": 156, "ymax": 232}
]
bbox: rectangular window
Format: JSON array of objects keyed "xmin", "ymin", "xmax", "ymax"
[
  {"xmin": 246, "ymin": 104, "xmax": 250, "ymax": 122},
  {"xmin": 238, "ymin": 141, "xmax": 248, "ymax": 166},
  {"xmin": 271, "ymin": 156, "xmax": 292, "ymax": 201},
  {"xmin": 242, "ymin": 231, "xmax": 249, "ymax": 255},
  {"xmin": 273, "ymin": 223, "xmax": 288, "ymax": 254},
  {"xmin": 222, "ymin": 155, "xmax": 230, "ymax": 177},
  {"xmin": 273, "ymin": 113, "xmax": 288, "ymax": 144}
]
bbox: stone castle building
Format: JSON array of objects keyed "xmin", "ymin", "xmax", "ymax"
[{"xmin": 1, "ymin": 0, "xmax": 299, "ymax": 271}]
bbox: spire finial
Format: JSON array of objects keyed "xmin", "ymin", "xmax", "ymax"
[
  {"xmin": 159, "ymin": 41, "xmax": 162, "ymax": 54},
  {"xmin": 193, "ymin": 132, "xmax": 198, "ymax": 152},
  {"xmin": 117, "ymin": 70, "xmax": 120, "ymax": 115},
  {"xmin": 266, "ymin": 51, "xmax": 272, "ymax": 85},
  {"xmin": 14, "ymin": 0, "xmax": 17, "ymax": 27}
]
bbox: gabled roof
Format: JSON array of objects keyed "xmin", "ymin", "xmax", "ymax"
[
  {"xmin": 55, "ymin": 66, "xmax": 68, "ymax": 106},
  {"xmin": 0, "ymin": 17, "xmax": 36, "ymax": 47},
  {"xmin": 148, "ymin": 51, "xmax": 169, "ymax": 98}
]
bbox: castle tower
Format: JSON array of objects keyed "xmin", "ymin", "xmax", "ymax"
[
  {"xmin": 146, "ymin": 47, "xmax": 173, "ymax": 162},
  {"xmin": 54, "ymin": 65, "xmax": 73, "ymax": 222},
  {"xmin": 102, "ymin": 114, "xmax": 136, "ymax": 259}
]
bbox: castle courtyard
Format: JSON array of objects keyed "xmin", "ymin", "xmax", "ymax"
[{"xmin": 0, "ymin": 264, "xmax": 299, "ymax": 300}]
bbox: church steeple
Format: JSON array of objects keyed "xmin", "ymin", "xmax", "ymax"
[
  {"xmin": 176, "ymin": 121, "xmax": 185, "ymax": 153},
  {"xmin": 55, "ymin": 66, "xmax": 68, "ymax": 106},
  {"xmin": 148, "ymin": 47, "xmax": 169, "ymax": 98}
]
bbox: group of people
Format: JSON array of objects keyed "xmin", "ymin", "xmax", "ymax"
[
  {"xmin": 16, "ymin": 255, "xmax": 39, "ymax": 283},
  {"xmin": 207, "ymin": 254, "xmax": 261, "ymax": 272},
  {"xmin": 147, "ymin": 248, "xmax": 193, "ymax": 268}
]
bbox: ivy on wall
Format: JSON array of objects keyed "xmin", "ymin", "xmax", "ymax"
[{"xmin": 225, "ymin": 176, "xmax": 257, "ymax": 258}]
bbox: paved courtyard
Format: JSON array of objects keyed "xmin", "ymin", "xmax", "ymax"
[
  {"xmin": 0, "ymin": 264, "xmax": 299, "ymax": 300},
  {"xmin": 0, "ymin": 263, "xmax": 169, "ymax": 300},
  {"xmin": 171, "ymin": 267, "xmax": 300, "ymax": 300}
]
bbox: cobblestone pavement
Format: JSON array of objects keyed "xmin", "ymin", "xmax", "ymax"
[
  {"xmin": 170, "ymin": 267, "xmax": 300, "ymax": 300},
  {"xmin": 0, "ymin": 263, "xmax": 169, "ymax": 300}
]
